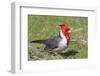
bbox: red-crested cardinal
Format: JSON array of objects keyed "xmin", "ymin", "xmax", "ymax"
[{"xmin": 31, "ymin": 24, "xmax": 72, "ymax": 53}]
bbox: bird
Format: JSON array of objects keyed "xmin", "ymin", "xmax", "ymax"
[{"xmin": 31, "ymin": 24, "xmax": 72, "ymax": 54}]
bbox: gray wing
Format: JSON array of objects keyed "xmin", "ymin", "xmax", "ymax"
[{"xmin": 45, "ymin": 35, "xmax": 62, "ymax": 51}]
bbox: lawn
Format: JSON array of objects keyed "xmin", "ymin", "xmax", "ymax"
[{"xmin": 28, "ymin": 15, "xmax": 88, "ymax": 61}]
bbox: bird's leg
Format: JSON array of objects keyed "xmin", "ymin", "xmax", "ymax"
[
  {"xmin": 49, "ymin": 51, "xmax": 58, "ymax": 56},
  {"xmin": 48, "ymin": 47, "xmax": 58, "ymax": 55},
  {"xmin": 49, "ymin": 48, "xmax": 64, "ymax": 55},
  {"xmin": 48, "ymin": 46, "xmax": 57, "ymax": 52}
]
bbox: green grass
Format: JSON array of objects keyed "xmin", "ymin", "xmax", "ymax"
[{"xmin": 28, "ymin": 15, "xmax": 88, "ymax": 61}]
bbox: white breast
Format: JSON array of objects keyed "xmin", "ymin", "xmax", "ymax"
[{"xmin": 58, "ymin": 30, "xmax": 67, "ymax": 48}]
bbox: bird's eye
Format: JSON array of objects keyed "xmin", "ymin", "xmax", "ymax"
[{"xmin": 65, "ymin": 30, "xmax": 68, "ymax": 32}]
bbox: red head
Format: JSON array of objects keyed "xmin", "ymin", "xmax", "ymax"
[
  {"xmin": 59, "ymin": 24, "xmax": 72, "ymax": 33},
  {"xmin": 59, "ymin": 24, "xmax": 72, "ymax": 45}
]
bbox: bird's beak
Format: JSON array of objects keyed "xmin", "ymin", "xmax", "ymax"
[{"xmin": 68, "ymin": 27, "xmax": 73, "ymax": 33}]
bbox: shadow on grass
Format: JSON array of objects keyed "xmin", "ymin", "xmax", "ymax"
[{"xmin": 60, "ymin": 49, "xmax": 79, "ymax": 58}]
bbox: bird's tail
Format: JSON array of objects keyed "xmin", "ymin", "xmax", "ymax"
[{"xmin": 30, "ymin": 40, "xmax": 46, "ymax": 44}]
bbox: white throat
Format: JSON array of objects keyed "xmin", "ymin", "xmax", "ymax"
[
  {"xmin": 60, "ymin": 30, "xmax": 67, "ymax": 44},
  {"xmin": 60, "ymin": 30, "xmax": 65, "ymax": 39}
]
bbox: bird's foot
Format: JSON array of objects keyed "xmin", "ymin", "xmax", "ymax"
[{"xmin": 49, "ymin": 51, "xmax": 58, "ymax": 56}]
